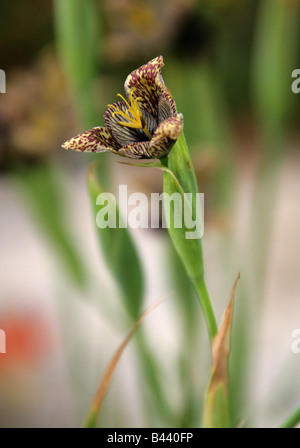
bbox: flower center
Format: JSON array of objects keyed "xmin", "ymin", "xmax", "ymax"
[{"xmin": 108, "ymin": 89, "xmax": 153, "ymax": 140}]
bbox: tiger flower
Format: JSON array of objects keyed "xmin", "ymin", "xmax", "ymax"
[{"xmin": 62, "ymin": 56, "xmax": 183, "ymax": 159}]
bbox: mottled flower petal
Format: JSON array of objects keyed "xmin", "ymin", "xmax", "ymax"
[
  {"xmin": 105, "ymin": 102, "xmax": 148, "ymax": 147},
  {"xmin": 118, "ymin": 141, "xmax": 152, "ymax": 159},
  {"xmin": 142, "ymin": 109, "xmax": 158, "ymax": 135},
  {"xmin": 62, "ymin": 127, "xmax": 119, "ymax": 153},
  {"xmin": 158, "ymin": 92, "xmax": 176, "ymax": 123},
  {"xmin": 148, "ymin": 114, "xmax": 183, "ymax": 158},
  {"xmin": 118, "ymin": 114, "xmax": 183, "ymax": 159},
  {"xmin": 124, "ymin": 56, "xmax": 166, "ymax": 120},
  {"xmin": 62, "ymin": 56, "xmax": 182, "ymax": 160}
]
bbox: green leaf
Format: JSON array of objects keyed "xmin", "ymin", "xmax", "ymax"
[
  {"xmin": 87, "ymin": 161, "xmax": 144, "ymax": 320},
  {"xmin": 252, "ymin": 0, "xmax": 299, "ymax": 129},
  {"xmin": 15, "ymin": 163, "xmax": 87, "ymax": 289},
  {"xmin": 163, "ymin": 133, "xmax": 217, "ymax": 341},
  {"xmin": 280, "ymin": 405, "xmax": 300, "ymax": 429},
  {"xmin": 54, "ymin": 0, "xmax": 100, "ymax": 128},
  {"xmin": 163, "ymin": 133, "xmax": 204, "ymax": 282}
]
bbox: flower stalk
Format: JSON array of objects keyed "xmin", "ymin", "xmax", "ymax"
[{"xmin": 163, "ymin": 132, "xmax": 217, "ymax": 342}]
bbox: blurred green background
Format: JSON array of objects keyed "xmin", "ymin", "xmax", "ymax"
[{"xmin": 0, "ymin": 0, "xmax": 300, "ymax": 428}]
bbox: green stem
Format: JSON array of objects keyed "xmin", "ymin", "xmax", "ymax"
[
  {"xmin": 163, "ymin": 133, "xmax": 218, "ymax": 345},
  {"xmin": 280, "ymin": 406, "xmax": 300, "ymax": 429},
  {"xmin": 193, "ymin": 278, "xmax": 218, "ymax": 342}
]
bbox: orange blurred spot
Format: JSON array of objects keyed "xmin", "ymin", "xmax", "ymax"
[{"xmin": 0, "ymin": 312, "xmax": 53, "ymax": 372}]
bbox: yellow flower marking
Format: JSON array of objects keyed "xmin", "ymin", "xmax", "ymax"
[{"xmin": 108, "ymin": 89, "xmax": 152, "ymax": 140}]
